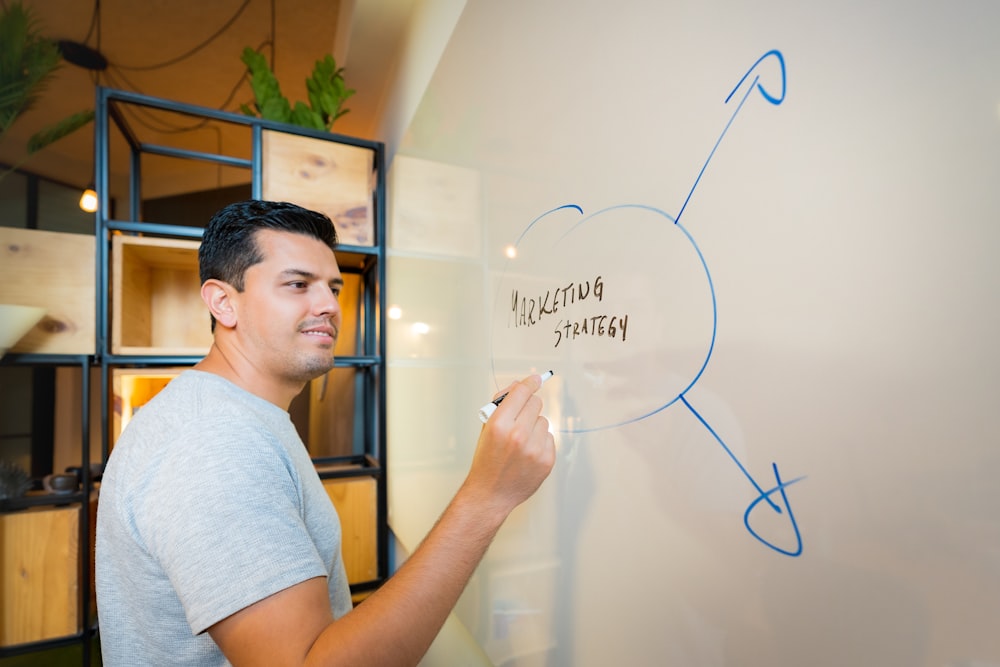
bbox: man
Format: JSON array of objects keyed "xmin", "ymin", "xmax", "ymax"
[{"xmin": 96, "ymin": 200, "xmax": 555, "ymax": 666}]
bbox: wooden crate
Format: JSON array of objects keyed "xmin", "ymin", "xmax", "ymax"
[
  {"xmin": 322, "ymin": 476, "xmax": 378, "ymax": 584},
  {"xmin": 111, "ymin": 235, "xmax": 212, "ymax": 355},
  {"xmin": 262, "ymin": 130, "xmax": 376, "ymax": 246},
  {"xmin": 0, "ymin": 228, "xmax": 95, "ymax": 354},
  {"xmin": 0, "ymin": 505, "xmax": 79, "ymax": 646}
]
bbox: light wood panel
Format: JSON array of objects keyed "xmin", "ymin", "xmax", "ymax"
[
  {"xmin": 262, "ymin": 130, "xmax": 375, "ymax": 246},
  {"xmin": 0, "ymin": 228, "xmax": 95, "ymax": 354},
  {"xmin": 322, "ymin": 477, "xmax": 378, "ymax": 584},
  {"xmin": 0, "ymin": 505, "xmax": 79, "ymax": 646},
  {"xmin": 52, "ymin": 366, "xmax": 103, "ymax": 476}
]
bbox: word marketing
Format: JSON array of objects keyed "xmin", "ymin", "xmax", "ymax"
[{"xmin": 509, "ymin": 275, "xmax": 629, "ymax": 349}]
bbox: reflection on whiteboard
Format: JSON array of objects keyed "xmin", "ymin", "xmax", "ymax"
[{"xmin": 490, "ymin": 50, "xmax": 802, "ymax": 557}]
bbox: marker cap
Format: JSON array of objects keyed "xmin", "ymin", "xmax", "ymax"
[
  {"xmin": 478, "ymin": 402, "xmax": 497, "ymax": 423},
  {"xmin": 478, "ymin": 371, "xmax": 553, "ymax": 424}
]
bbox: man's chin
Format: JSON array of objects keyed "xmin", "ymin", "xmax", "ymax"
[{"xmin": 293, "ymin": 356, "xmax": 337, "ymax": 383}]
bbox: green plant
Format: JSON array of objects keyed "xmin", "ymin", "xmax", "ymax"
[
  {"xmin": 240, "ymin": 47, "xmax": 355, "ymax": 131},
  {"xmin": 0, "ymin": 459, "xmax": 31, "ymax": 500},
  {"xmin": 0, "ymin": 2, "xmax": 94, "ymax": 180}
]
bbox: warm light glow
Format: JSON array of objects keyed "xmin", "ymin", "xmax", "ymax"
[
  {"xmin": 388, "ymin": 305, "xmax": 402, "ymax": 320},
  {"xmin": 410, "ymin": 322, "xmax": 430, "ymax": 335},
  {"xmin": 79, "ymin": 188, "xmax": 98, "ymax": 213},
  {"xmin": 505, "ymin": 245, "xmax": 518, "ymax": 259}
]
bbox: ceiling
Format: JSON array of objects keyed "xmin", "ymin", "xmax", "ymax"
[{"xmin": 1, "ymin": 0, "xmax": 417, "ymax": 202}]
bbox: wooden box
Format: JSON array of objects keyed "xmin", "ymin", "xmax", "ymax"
[
  {"xmin": 262, "ymin": 130, "xmax": 376, "ymax": 246},
  {"xmin": 0, "ymin": 505, "xmax": 80, "ymax": 646},
  {"xmin": 321, "ymin": 475, "xmax": 378, "ymax": 585},
  {"xmin": 111, "ymin": 235, "xmax": 212, "ymax": 355},
  {"xmin": 0, "ymin": 228, "xmax": 95, "ymax": 354}
]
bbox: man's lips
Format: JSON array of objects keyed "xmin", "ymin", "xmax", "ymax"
[{"xmin": 300, "ymin": 324, "xmax": 337, "ymax": 339}]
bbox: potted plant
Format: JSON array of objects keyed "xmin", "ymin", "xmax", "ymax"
[{"xmin": 239, "ymin": 46, "xmax": 355, "ymax": 131}]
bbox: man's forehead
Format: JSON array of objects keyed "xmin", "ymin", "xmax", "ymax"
[
  {"xmin": 251, "ymin": 229, "xmax": 341, "ymax": 272},
  {"xmin": 254, "ymin": 228, "xmax": 335, "ymax": 255}
]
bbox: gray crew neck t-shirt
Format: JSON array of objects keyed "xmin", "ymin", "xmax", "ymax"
[{"xmin": 96, "ymin": 370, "xmax": 352, "ymax": 666}]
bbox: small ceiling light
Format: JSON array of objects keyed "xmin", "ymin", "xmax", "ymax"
[{"xmin": 79, "ymin": 188, "xmax": 98, "ymax": 213}]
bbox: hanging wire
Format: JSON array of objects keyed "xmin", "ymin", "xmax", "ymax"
[
  {"xmin": 113, "ymin": 0, "xmax": 252, "ymax": 72},
  {"xmin": 102, "ymin": 39, "xmax": 268, "ymax": 135},
  {"xmin": 81, "ymin": 0, "xmax": 100, "ymax": 46},
  {"xmin": 93, "ymin": 0, "xmax": 102, "ymax": 87},
  {"xmin": 70, "ymin": 0, "xmax": 279, "ymax": 188},
  {"xmin": 71, "ymin": 0, "xmax": 273, "ymax": 119},
  {"xmin": 269, "ymin": 0, "xmax": 275, "ymax": 71}
]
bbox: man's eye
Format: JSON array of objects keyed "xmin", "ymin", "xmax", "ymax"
[{"xmin": 289, "ymin": 281, "xmax": 307, "ymax": 289}]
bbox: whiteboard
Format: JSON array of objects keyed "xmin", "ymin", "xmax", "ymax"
[{"xmin": 386, "ymin": 0, "xmax": 1000, "ymax": 664}]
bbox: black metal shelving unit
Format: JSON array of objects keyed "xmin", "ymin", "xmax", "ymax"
[
  {"xmin": 4, "ymin": 85, "xmax": 390, "ymax": 664},
  {"xmin": 0, "ymin": 87, "xmax": 388, "ymax": 665},
  {"xmin": 94, "ymin": 84, "xmax": 389, "ymax": 592},
  {"xmin": 4, "ymin": 83, "xmax": 390, "ymax": 664},
  {"xmin": 0, "ymin": 354, "xmax": 97, "ymax": 665}
]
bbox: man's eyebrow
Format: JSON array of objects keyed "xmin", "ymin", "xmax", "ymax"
[{"xmin": 279, "ymin": 269, "xmax": 343, "ymax": 284}]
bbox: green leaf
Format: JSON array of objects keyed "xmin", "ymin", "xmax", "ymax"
[
  {"xmin": 290, "ymin": 102, "xmax": 324, "ymax": 130},
  {"xmin": 319, "ymin": 90, "xmax": 336, "ymax": 118},
  {"xmin": 26, "ymin": 109, "xmax": 94, "ymax": 153},
  {"xmin": 0, "ymin": 2, "xmax": 62, "ymax": 138},
  {"xmin": 259, "ymin": 96, "xmax": 291, "ymax": 123},
  {"xmin": 239, "ymin": 45, "xmax": 354, "ymax": 131},
  {"xmin": 304, "ymin": 54, "xmax": 354, "ymax": 130},
  {"xmin": 240, "ymin": 46, "xmax": 291, "ymax": 122}
]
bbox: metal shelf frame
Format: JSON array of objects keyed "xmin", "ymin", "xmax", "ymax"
[
  {"xmin": 0, "ymin": 354, "xmax": 96, "ymax": 664},
  {"xmin": 91, "ymin": 86, "xmax": 389, "ymax": 649}
]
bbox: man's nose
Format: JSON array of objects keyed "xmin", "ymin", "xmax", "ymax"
[{"xmin": 314, "ymin": 284, "xmax": 341, "ymax": 316}]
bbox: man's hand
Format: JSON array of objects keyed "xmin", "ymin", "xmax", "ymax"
[{"xmin": 463, "ymin": 374, "xmax": 556, "ymax": 519}]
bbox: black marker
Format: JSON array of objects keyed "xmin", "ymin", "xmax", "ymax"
[{"xmin": 478, "ymin": 370, "xmax": 554, "ymax": 423}]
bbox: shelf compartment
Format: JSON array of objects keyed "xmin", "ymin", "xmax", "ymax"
[
  {"xmin": 111, "ymin": 235, "xmax": 212, "ymax": 356},
  {"xmin": 0, "ymin": 228, "xmax": 95, "ymax": 355},
  {"xmin": 0, "ymin": 504, "xmax": 81, "ymax": 646},
  {"xmin": 320, "ymin": 472, "xmax": 378, "ymax": 585},
  {"xmin": 262, "ymin": 130, "xmax": 376, "ymax": 247},
  {"xmin": 290, "ymin": 366, "xmax": 376, "ymax": 460}
]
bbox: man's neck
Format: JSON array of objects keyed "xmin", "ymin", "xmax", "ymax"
[{"xmin": 194, "ymin": 343, "xmax": 302, "ymax": 410}]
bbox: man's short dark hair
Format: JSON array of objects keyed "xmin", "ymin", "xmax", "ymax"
[{"xmin": 199, "ymin": 199, "xmax": 338, "ymax": 290}]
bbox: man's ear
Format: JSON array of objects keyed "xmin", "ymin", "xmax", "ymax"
[{"xmin": 201, "ymin": 279, "xmax": 238, "ymax": 329}]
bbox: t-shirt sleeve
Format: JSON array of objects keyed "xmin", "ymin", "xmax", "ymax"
[{"xmin": 132, "ymin": 418, "xmax": 327, "ymax": 635}]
